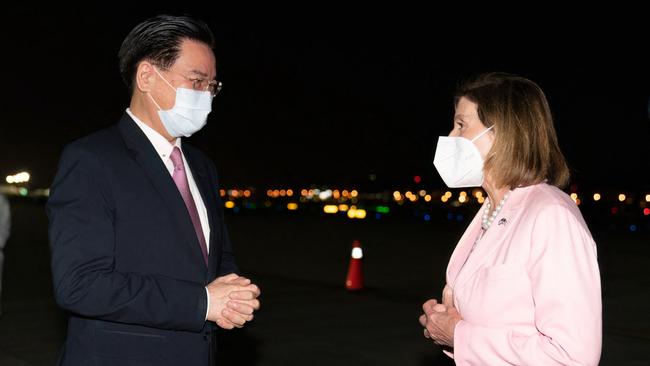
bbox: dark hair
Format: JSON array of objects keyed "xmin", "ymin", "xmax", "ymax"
[
  {"xmin": 118, "ymin": 14, "xmax": 215, "ymax": 93},
  {"xmin": 455, "ymin": 72, "xmax": 571, "ymax": 189}
]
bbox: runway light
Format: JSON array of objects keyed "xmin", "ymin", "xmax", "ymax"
[
  {"xmin": 354, "ymin": 209, "xmax": 367, "ymax": 219},
  {"xmin": 393, "ymin": 191, "xmax": 402, "ymax": 201},
  {"xmin": 338, "ymin": 204, "xmax": 349, "ymax": 212},
  {"xmin": 287, "ymin": 203, "xmax": 298, "ymax": 211},
  {"xmin": 618, "ymin": 194, "xmax": 626, "ymax": 202},
  {"xmin": 323, "ymin": 205, "xmax": 339, "ymax": 214},
  {"xmin": 376, "ymin": 206, "xmax": 390, "ymax": 214},
  {"xmin": 593, "ymin": 193, "xmax": 601, "ymax": 201},
  {"xmin": 225, "ymin": 201, "xmax": 235, "ymax": 209}
]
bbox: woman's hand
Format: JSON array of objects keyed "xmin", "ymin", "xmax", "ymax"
[{"xmin": 419, "ymin": 285, "xmax": 461, "ymax": 347}]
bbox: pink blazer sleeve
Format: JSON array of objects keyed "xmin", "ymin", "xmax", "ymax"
[{"xmin": 452, "ymin": 202, "xmax": 602, "ymax": 365}]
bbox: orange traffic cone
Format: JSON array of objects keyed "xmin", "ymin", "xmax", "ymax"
[{"xmin": 345, "ymin": 240, "xmax": 364, "ymax": 290}]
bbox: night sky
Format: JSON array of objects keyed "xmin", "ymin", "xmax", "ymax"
[{"xmin": 2, "ymin": 5, "xmax": 649, "ymax": 191}]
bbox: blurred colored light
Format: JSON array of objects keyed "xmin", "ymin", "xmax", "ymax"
[
  {"xmin": 441, "ymin": 196, "xmax": 449, "ymax": 203},
  {"xmin": 618, "ymin": 194, "xmax": 626, "ymax": 202},
  {"xmin": 459, "ymin": 196, "xmax": 467, "ymax": 203},
  {"xmin": 6, "ymin": 176, "xmax": 13, "ymax": 184},
  {"xmin": 593, "ymin": 193, "xmax": 601, "ymax": 201},
  {"xmin": 460, "ymin": 191, "xmax": 467, "ymax": 197},
  {"xmin": 444, "ymin": 191, "xmax": 452, "ymax": 198},
  {"xmin": 19, "ymin": 188, "xmax": 28, "ymax": 196},
  {"xmin": 219, "ymin": 189, "xmax": 226, "ymax": 197},
  {"xmin": 424, "ymin": 195, "xmax": 432, "ymax": 202},
  {"xmin": 351, "ymin": 190, "xmax": 359, "ymax": 198},
  {"xmin": 280, "ymin": 189, "xmax": 286, "ymax": 197},
  {"xmin": 570, "ymin": 193, "xmax": 578, "ymax": 202},
  {"xmin": 287, "ymin": 203, "xmax": 298, "ymax": 211},
  {"xmin": 376, "ymin": 206, "xmax": 390, "ymax": 214},
  {"xmin": 333, "ymin": 190, "xmax": 340, "ymax": 199},
  {"xmin": 351, "ymin": 247, "xmax": 363, "ymax": 259},
  {"xmin": 393, "ymin": 191, "xmax": 402, "ymax": 201},
  {"xmin": 347, "ymin": 208, "xmax": 356, "ymax": 219},
  {"xmin": 644, "ymin": 208, "xmax": 650, "ymax": 216},
  {"xmin": 629, "ymin": 224, "xmax": 637, "ymax": 232},
  {"xmin": 474, "ymin": 190, "xmax": 483, "ymax": 198},
  {"xmin": 424, "ymin": 214, "xmax": 431, "ymax": 222},
  {"xmin": 244, "ymin": 190, "xmax": 251, "ymax": 198},
  {"xmin": 287, "ymin": 189, "xmax": 294, "ymax": 197},
  {"xmin": 611, "ymin": 207, "xmax": 618, "ymax": 214},
  {"xmin": 266, "ymin": 190, "xmax": 273, "ymax": 197},
  {"xmin": 342, "ymin": 190, "xmax": 349, "ymax": 197},
  {"xmin": 419, "ymin": 190, "xmax": 427, "ymax": 197},
  {"xmin": 478, "ymin": 197, "xmax": 485, "ymax": 204},
  {"xmin": 225, "ymin": 201, "xmax": 235, "ymax": 209},
  {"xmin": 375, "ymin": 213, "xmax": 381, "ymax": 220},
  {"xmin": 646, "ymin": 194, "xmax": 650, "ymax": 202},
  {"xmin": 301, "ymin": 189, "xmax": 308, "ymax": 197},
  {"xmin": 338, "ymin": 204, "xmax": 349, "ymax": 212},
  {"xmin": 414, "ymin": 175, "xmax": 421, "ymax": 184},
  {"xmin": 323, "ymin": 205, "xmax": 339, "ymax": 214}
]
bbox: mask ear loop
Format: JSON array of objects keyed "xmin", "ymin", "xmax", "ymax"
[
  {"xmin": 147, "ymin": 66, "xmax": 178, "ymax": 111},
  {"xmin": 470, "ymin": 125, "xmax": 494, "ymax": 142}
]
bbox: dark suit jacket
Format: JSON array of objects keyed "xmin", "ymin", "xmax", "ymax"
[{"xmin": 47, "ymin": 114, "xmax": 238, "ymax": 365}]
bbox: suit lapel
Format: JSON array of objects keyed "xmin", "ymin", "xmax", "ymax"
[
  {"xmin": 451, "ymin": 186, "xmax": 531, "ymax": 289},
  {"xmin": 182, "ymin": 146, "xmax": 221, "ymax": 278},
  {"xmin": 118, "ymin": 115, "xmax": 208, "ymax": 270}
]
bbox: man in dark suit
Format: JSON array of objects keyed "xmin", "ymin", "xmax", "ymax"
[{"xmin": 47, "ymin": 15, "xmax": 260, "ymax": 365}]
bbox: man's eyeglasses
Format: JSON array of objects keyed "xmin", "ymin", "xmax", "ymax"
[{"xmin": 158, "ymin": 67, "xmax": 223, "ymax": 97}]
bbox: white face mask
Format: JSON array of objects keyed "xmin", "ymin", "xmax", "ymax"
[
  {"xmin": 148, "ymin": 67, "xmax": 213, "ymax": 138},
  {"xmin": 433, "ymin": 126, "xmax": 494, "ymax": 188}
]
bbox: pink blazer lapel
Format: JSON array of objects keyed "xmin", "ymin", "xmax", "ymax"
[{"xmin": 447, "ymin": 186, "xmax": 532, "ymax": 289}]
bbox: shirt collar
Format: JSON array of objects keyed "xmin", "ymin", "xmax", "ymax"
[{"xmin": 126, "ymin": 108, "xmax": 182, "ymax": 161}]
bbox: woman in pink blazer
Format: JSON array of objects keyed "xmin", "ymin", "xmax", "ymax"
[{"xmin": 419, "ymin": 73, "xmax": 602, "ymax": 365}]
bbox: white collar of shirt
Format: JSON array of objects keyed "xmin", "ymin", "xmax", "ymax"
[{"xmin": 126, "ymin": 108, "xmax": 181, "ymax": 161}]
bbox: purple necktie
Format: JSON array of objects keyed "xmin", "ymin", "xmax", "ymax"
[{"xmin": 170, "ymin": 147, "xmax": 209, "ymax": 265}]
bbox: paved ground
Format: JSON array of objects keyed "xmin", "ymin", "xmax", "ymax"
[{"xmin": 0, "ymin": 199, "xmax": 648, "ymax": 365}]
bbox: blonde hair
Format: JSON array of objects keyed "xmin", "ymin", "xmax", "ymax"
[{"xmin": 455, "ymin": 72, "xmax": 571, "ymax": 189}]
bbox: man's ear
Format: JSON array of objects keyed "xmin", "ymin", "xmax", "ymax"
[{"xmin": 135, "ymin": 61, "xmax": 156, "ymax": 93}]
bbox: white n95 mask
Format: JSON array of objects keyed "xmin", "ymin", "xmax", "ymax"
[
  {"xmin": 433, "ymin": 126, "xmax": 493, "ymax": 188},
  {"xmin": 148, "ymin": 68, "xmax": 213, "ymax": 138}
]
